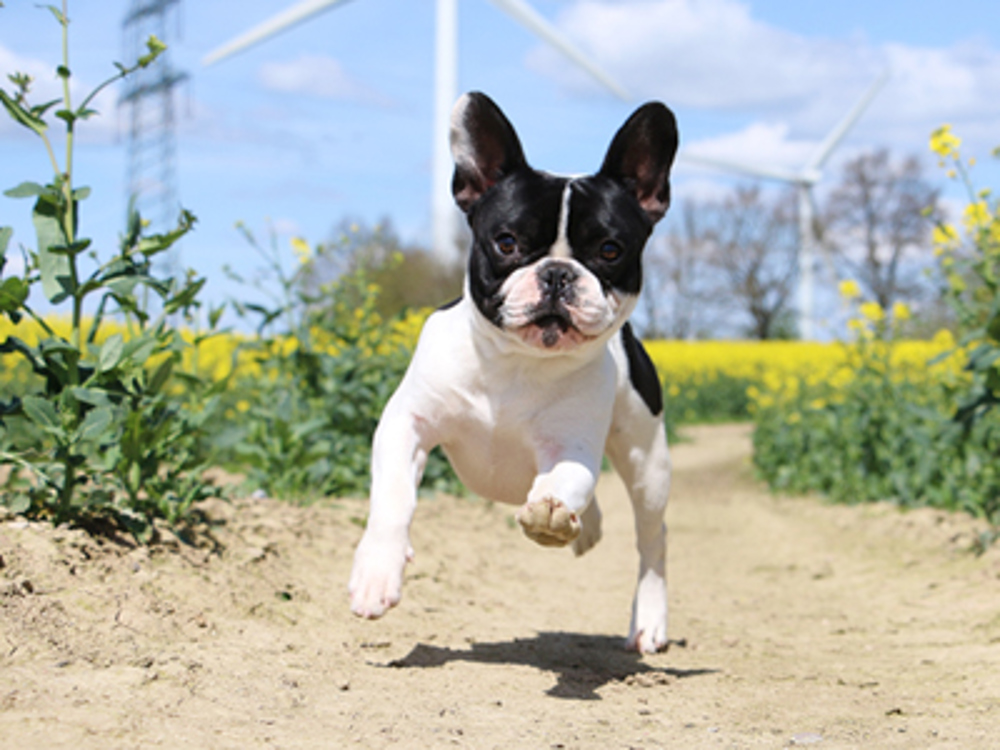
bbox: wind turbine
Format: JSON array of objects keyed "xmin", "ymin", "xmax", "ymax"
[
  {"xmin": 682, "ymin": 71, "xmax": 889, "ymax": 340},
  {"xmin": 202, "ymin": 0, "xmax": 630, "ymax": 261}
]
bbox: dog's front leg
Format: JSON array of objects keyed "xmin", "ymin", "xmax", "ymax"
[
  {"xmin": 349, "ymin": 397, "xmax": 430, "ymax": 619},
  {"xmin": 517, "ymin": 451, "xmax": 599, "ymax": 548}
]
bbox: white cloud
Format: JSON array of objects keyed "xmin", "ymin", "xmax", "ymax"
[
  {"xmin": 680, "ymin": 121, "xmax": 817, "ymax": 172},
  {"xmin": 257, "ymin": 54, "xmax": 392, "ymax": 107},
  {"xmin": 529, "ymin": 0, "xmax": 1000, "ymax": 154},
  {"xmin": 530, "ymin": 0, "xmax": 857, "ymax": 111}
]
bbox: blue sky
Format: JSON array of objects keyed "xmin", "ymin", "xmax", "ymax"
[{"xmin": 2, "ymin": 0, "xmax": 1000, "ymax": 320}]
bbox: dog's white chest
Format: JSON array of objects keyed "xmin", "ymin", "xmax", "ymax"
[{"xmin": 409, "ymin": 302, "xmax": 617, "ymax": 506}]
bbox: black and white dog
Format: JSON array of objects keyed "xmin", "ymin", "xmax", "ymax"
[{"xmin": 349, "ymin": 92, "xmax": 678, "ymax": 653}]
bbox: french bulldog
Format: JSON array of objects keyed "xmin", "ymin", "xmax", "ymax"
[{"xmin": 349, "ymin": 91, "xmax": 678, "ymax": 653}]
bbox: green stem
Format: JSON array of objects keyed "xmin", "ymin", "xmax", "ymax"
[
  {"xmin": 20, "ymin": 303, "xmax": 57, "ymax": 337},
  {"xmin": 38, "ymin": 131, "xmax": 62, "ymax": 177},
  {"xmin": 58, "ymin": 0, "xmax": 81, "ymax": 356}
]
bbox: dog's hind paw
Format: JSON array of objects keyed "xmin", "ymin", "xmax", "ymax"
[
  {"xmin": 627, "ymin": 575, "xmax": 669, "ymax": 653},
  {"xmin": 348, "ymin": 533, "xmax": 412, "ymax": 619},
  {"xmin": 516, "ymin": 496, "xmax": 581, "ymax": 547}
]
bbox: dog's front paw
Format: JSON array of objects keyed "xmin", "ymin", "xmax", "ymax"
[
  {"xmin": 516, "ymin": 497, "xmax": 581, "ymax": 547},
  {"xmin": 348, "ymin": 533, "xmax": 413, "ymax": 619}
]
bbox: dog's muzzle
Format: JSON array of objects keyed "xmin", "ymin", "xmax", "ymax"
[{"xmin": 531, "ymin": 262, "xmax": 580, "ymax": 348}]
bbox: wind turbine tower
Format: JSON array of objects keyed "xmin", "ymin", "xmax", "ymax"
[
  {"xmin": 683, "ymin": 72, "xmax": 889, "ymax": 340},
  {"xmin": 202, "ymin": 0, "xmax": 630, "ymax": 261},
  {"xmin": 121, "ymin": 0, "xmax": 188, "ymax": 234}
]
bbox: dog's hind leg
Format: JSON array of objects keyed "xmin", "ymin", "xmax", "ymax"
[{"xmin": 571, "ymin": 497, "xmax": 603, "ymax": 556}]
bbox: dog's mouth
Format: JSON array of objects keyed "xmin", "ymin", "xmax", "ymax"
[
  {"xmin": 522, "ymin": 304, "xmax": 589, "ymax": 349},
  {"xmin": 533, "ymin": 313, "xmax": 573, "ymax": 348}
]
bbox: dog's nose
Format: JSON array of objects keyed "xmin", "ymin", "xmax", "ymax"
[{"xmin": 539, "ymin": 263, "xmax": 578, "ymax": 297}]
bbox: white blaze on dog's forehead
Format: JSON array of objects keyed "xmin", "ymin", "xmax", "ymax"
[{"xmin": 549, "ymin": 180, "xmax": 575, "ymax": 259}]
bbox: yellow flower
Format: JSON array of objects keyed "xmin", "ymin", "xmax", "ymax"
[
  {"xmin": 291, "ymin": 236, "xmax": 311, "ymax": 264},
  {"xmin": 838, "ymin": 279, "xmax": 861, "ymax": 300},
  {"xmin": 929, "ymin": 125, "xmax": 961, "ymax": 158},
  {"xmin": 859, "ymin": 301, "xmax": 884, "ymax": 322},
  {"xmin": 892, "ymin": 302, "xmax": 911, "ymax": 321},
  {"xmin": 932, "ymin": 223, "xmax": 959, "ymax": 249},
  {"xmin": 963, "ymin": 201, "xmax": 990, "ymax": 232}
]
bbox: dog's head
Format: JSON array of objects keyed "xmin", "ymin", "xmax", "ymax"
[{"xmin": 451, "ymin": 92, "xmax": 678, "ymax": 354}]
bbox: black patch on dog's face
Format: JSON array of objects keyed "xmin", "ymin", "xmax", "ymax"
[
  {"xmin": 466, "ymin": 170, "xmax": 568, "ymax": 327},
  {"xmin": 565, "ymin": 175, "xmax": 653, "ymax": 296}
]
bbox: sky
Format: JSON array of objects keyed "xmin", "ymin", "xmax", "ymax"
[{"xmin": 2, "ymin": 0, "xmax": 1000, "ymax": 330}]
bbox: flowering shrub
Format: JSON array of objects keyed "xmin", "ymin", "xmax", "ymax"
[
  {"xmin": 644, "ymin": 337, "xmax": 956, "ymax": 435},
  {"xmin": 751, "ymin": 127, "xmax": 1000, "ymax": 529},
  {"xmin": 750, "ymin": 296, "xmax": 999, "ymax": 523},
  {"xmin": 209, "ymin": 229, "xmax": 456, "ymax": 501}
]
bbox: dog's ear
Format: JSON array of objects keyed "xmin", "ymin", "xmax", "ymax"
[
  {"xmin": 450, "ymin": 92, "xmax": 528, "ymax": 213},
  {"xmin": 599, "ymin": 102, "xmax": 679, "ymax": 225}
]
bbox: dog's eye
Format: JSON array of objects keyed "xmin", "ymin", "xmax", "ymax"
[
  {"xmin": 494, "ymin": 233, "xmax": 518, "ymax": 256},
  {"xmin": 599, "ymin": 241, "xmax": 623, "ymax": 262}
]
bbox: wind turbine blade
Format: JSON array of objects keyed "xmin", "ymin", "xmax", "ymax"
[
  {"xmin": 805, "ymin": 69, "xmax": 890, "ymax": 170},
  {"xmin": 486, "ymin": 0, "xmax": 631, "ymax": 101},
  {"xmin": 680, "ymin": 152, "xmax": 804, "ymax": 185},
  {"xmin": 202, "ymin": 0, "xmax": 356, "ymax": 66}
]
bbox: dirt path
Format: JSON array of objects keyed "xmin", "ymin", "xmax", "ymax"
[{"xmin": 2, "ymin": 424, "xmax": 999, "ymax": 749}]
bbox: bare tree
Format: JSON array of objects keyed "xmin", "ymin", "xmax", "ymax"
[
  {"xmin": 823, "ymin": 149, "xmax": 941, "ymax": 310},
  {"xmin": 640, "ymin": 202, "xmax": 713, "ymax": 339},
  {"xmin": 703, "ymin": 186, "xmax": 800, "ymax": 340}
]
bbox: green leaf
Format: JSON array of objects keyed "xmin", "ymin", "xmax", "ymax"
[
  {"xmin": 79, "ymin": 406, "xmax": 114, "ymax": 441},
  {"xmin": 72, "ymin": 186, "xmax": 91, "ymax": 201},
  {"xmin": 4, "ymin": 181, "xmax": 46, "ymax": 198},
  {"xmin": 208, "ymin": 304, "xmax": 226, "ymax": 330},
  {"xmin": 32, "ymin": 194, "xmax": 73, "ymax": 302},
  {"xmin": 7, "ymin": 494, "xmax": 31, "ymax": 515},
  {"xmin": 49, "ymin": 238, "xmax": 92, "ymax": 257},
  {"xmin": 164, "ymin": 277, "xmax": 206, "ymax": 315},
  {"xmin": 987, "ymin": 311, "xmax": 1000, "ymax": 343},
  {"xmin": 0, "ymin": 226, "xmax": 11, "ymax": 259},
  {"xmin": 21, "ymin": 395, "xmax": 60, "ymax": 430},
  {"xmin": 30, "ymin": 97, "xmax": 62, "ymax": 119},
  {"xmin": 98, "ymin": 334, "xmax": 124, "ymax": 373},
  {"xmin": 138, "ymin": 35, "xmax": 168, "ymax": 68},
  {"xmin": 148, "ymin": 357, "xmax": 173, "ymax": 395},
  {"xmin": 43, "ymin": 4, "xmax": 67, "ymax": 25},
  {"xmin": 122, "ymin": 335, "xmax": 158, "ymax": 366},
  {"xmin": 0, "ymin": 277, "xmax": 29, "ymax": 314},
  {"xmin": 0, "ymin": 89, "xmax": 47, "ymax": 136},
  {"xmin": 69, "ymin": 387, "xmax": 113, "ymax": 407}
]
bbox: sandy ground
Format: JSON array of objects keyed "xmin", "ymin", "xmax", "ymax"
[{"xmin": 2, "ymin": 423, "xmax": 999, "ymax": 749}]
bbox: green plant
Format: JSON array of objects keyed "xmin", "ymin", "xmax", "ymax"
[
  {"xmin": 217, "ymin": 225, "xmax": 461, "ymax": 501},
  {"xmin": 0, "ymin": 2, "xmax": 222, "ymax": 540},
  {"xmin": 929, "ymin": 126, "xmax": 1000, "ymax": 428},
  {"xmin": 751, "ymin": 292, "xmax": 1000, "ymax": 527}
]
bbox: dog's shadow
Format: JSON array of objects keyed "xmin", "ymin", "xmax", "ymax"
[{"xmin": 381, "ymin": 632, "xmax": 717, "ymax": 700}]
